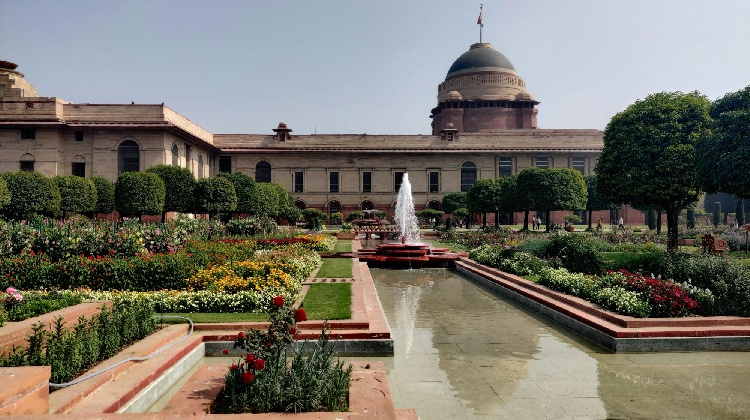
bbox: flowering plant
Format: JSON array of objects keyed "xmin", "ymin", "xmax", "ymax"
[{"xmin": 213, "ymin": 297, "xmax": 350, "ymax": 414}]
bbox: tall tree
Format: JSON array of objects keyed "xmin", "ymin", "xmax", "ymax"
[
  {"xmin": 217, "ymin": 172, "xmax": 257, "ymax": 216},
  {"xmin": 91, "ymin": 176, "xmax": 115, "ymax": 215},
  {"xmin": 495, "ymin": 174, "xmax": 518, "ymax": 226},
  {"xmin": 696, "ymin": 86, "xmax": 750, "ymax": 200},
  {"xmin": 466, "ymin": 179, "xmax": 498, "ymax": 227},
  {"xmin": 584, "ymin": 175, "xmax": 618, "ymax": 230},
  {"xmin": 441, "ymin": 192, "xmax": 466, "ymax": 215},
  {"xmin": 596, "ymin": 91, "xmax": 711, "ymax": 251},
  {"xmin": 519, "ymin": 168, "xmax": 587, "ymax": 232},
  {"xmin": 146, "ymin": 165, "xmax": 196, "ymax": 221}
]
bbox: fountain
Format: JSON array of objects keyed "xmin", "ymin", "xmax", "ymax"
[{"xmin": 342, "ymin": 172, "xmax": 467, "ymax": 267}]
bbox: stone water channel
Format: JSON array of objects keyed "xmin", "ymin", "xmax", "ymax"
[{"xmin": 356, "ymin": 267, "xmax": 750, "ymax": 419}]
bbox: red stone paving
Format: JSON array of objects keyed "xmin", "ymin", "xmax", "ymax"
[{"xmin": 457, "ymin": 258, "xmax": 750, "ymax": 339}]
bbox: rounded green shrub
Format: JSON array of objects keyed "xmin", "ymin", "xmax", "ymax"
[
  {"xmin": 115, "ymin": 172, "xmax": 166, "ymax": 218},
  {"xmin": 194, "ymin": 177, "xmax": 237, "ymax": 218},
  {"xmin": 542, "ymin": 233, "xmax": 608, "ymax": 275},
  {"xmin": 91, "ymin": 176, "xmax": 115, "ymax": 214},
  {"xmin": 54, "ymin": 175, "xmax": 97, "ymax": 217},
  {"xmin": 146, "ymin": 165, "xmax": 196, "ymax": 216},
  {"xmin": 0, "ymin": 171, "xmax": 61, "ymax": 220}
]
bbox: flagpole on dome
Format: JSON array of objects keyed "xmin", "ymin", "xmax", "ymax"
[{"xmin": 477, "ymin": 4, "xmax": 484, "ymax": 43}]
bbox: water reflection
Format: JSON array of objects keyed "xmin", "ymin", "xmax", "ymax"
[{"xmin": 368, "ymin": 267, "xmax": 750, "ymax": 419}]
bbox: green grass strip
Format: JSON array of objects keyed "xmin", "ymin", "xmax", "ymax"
[
  {"xmin": 156, "ymin": 312, "xmax": 269, "ymax": 324},
  {"xmin": 332, "ymin": 240, "xmax": 352, "ymax": 253},
  {"xmin": 302, "ymin": 283, "xmax": 352, "ymax": 320},
  {"xmin": 315, "ymin": 257, "xmax": 353, "ymax": 278}
]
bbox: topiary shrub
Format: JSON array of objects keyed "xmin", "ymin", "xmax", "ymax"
[
  {"xmin": 115, "ymin": 172, "xmax": 165, "ymax": 220},
  {"xmin": 0, "ymin": 176, "xmax": 10, "ymax": 212},
  {"xmin": 0, "ymin": 171, "xmax": 60, "ymax": 221},
  {"xmin": 146, "ymin": 165, "xmax": 196, "ymax": 221},
  {"xmin": 194, "ymin": 177, "xmax": 237, "ymax": 219},
  {"xmin": 54, "ymin": 175, "xmax": 97, "ymax": 218},
  {"xmin": 217, "ymin": 172, "xmax": 257, "ymax": 215},
  {"xmin": 91, "ymin": 176, "xmax": 115, "ymax": 215}
]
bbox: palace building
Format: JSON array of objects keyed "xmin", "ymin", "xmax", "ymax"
[{"xmin": 0, "ymin": 43, "xmax": 637, "ymax": 224}]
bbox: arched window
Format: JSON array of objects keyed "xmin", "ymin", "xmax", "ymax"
[
  {"xmin": 118, "ymin": 140, "xmax": 140, "ymax": 174},
  {"xmin": 295, "ymin": 199, "xmax": 307, "ymax": 210},
  {"xmin": 255, "ymin": 161, "xmax": 271, "ymax": 183},
  {"xmin": 361, "ymin": 200, "xmax": 375, "ymax": 211},
  {"xmin": 197, "ymin": 155, "xmax": 204, "ymax": 179},
  {"xmin": 171, "ymin": 144, "xmax": 179, "ymax": 166},
  {"xmin": 328, "ymin": 200, "xmax": 341, "ymax": 219},
  {"xmin": 19, "ymin": 153, "xmax": 35, "ymax": 172},
  {"xmin": 460, "ymin": 161, "xmax": 477, "ymax": 191},
  {"xmin": 428, "ymin": 200, "xmax": 442, "ymax": 211}
]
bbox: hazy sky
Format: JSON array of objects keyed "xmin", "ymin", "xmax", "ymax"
[{"xmin": 1, "ymin": 1, "xmax": 748, "ymax": 135}]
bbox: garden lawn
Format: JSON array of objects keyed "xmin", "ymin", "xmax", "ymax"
[
  {"xmin": 421, "ymin": 238, "xmax": 467, "ymax": 252},
  {"xmin": 302, "ymin": 283, "xmax": 352, "ymax": 320},
  {"xmin": 315, "ymin": 258, "xmax": 353, "ymax": 278},
  {"xmin": 332, "ymin": 240, "xmax": 352, "ymax": 253}
]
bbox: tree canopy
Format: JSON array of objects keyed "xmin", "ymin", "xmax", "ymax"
[
  {"xmin": 91, "ymin": 176, "xmax": 115, "ymax": 215},
  {"xmin": 54, "ymin": 175, "xmax": 97, "ymax": 218},
  {"xmin": 595, "ymin": 91, "xmax": 711, "ymax": 251},
  {"xmin": 441, "ymin": 192, "xmax": 466, "ymax": 215},
  {"xmin": 194, "ymin": 177, "xmax": 237, "ymax": 219},
  {"xmin": 217, "ymin": 172, "xmax": 257, "ymax": 215},
  {"xmin": 114, "ymin": 172, "xmax": 165, "ymax": 219},
  {"xmin": 696, "ymin": 86, "xmax": 750, "ymax": 198},
  {"xmin": 466, "ymin": 179, "xmax": 498, "ymax": 226},
  {"xmin": 146, "ymin": 165, "xmax": 196, "ymax": 220},
  {"xmin": 518, "ymin": 168, "xmax": 587, "ymax": 231},
  {"xmin": 0, "ymin": 171, "xmax": 61, "ymax": 221}
]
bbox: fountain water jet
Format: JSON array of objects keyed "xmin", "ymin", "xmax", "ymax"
[{"xmin": 340, "ymin": 172, "xmax": 468, "ymax": 267}]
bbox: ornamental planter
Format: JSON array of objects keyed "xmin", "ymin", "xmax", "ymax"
[
  {"xmin": 336, "ymin": 232, "xmax": 356, "ymax": 239},
  {"xmin": 564, "ymin": 226, "xmax": 575, "ymax": 232}
]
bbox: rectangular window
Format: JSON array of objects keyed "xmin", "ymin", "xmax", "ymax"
[
  {"xmin": 294, "ymin": 171, "xmax": 304, "ymax": 193},
  {"xmin": 20, "ymin": 161, "xmax": 34, "ymax": 172},
  {"xmin": 535, "ymin": 156, "xmax": 549, "ymax": 169},
  {"xmin": 571, "ymin": 157, "xmax": 585, "ymax": 174},
  {"xmin": 394, "ymin": 171, "xmax": 404, "ymax": 192},
  {"xmin": 329, "ymin": 171, "xmax": 339, "ymax": 193},
  {"xmin": 362, "ymin": 171, "xmax": 372, "ymax": 193},
  {"xmin": 74, "ymin": 131, "xmax": 84, "ymax": 141},
  {"xmin": 429, "ymin": 171, "xmax": 439, "ymax": 193},
  {"xmin": 20, "ymin": 128, "xmax": 36, "ymax": 140},
  {"xmin": 499, "ymin": 157, "xmax": 512, "ymax": 177},
  {"xmin": 218, "ymin": 156, "xmax": 232, "ymax": 173},
  {"xmin": 72, "ymin": 162, "xmax": 86, "ymax": 177}
]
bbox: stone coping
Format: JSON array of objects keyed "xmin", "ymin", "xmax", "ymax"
[{"xmin": 456, "ymin": 258, "xmax": 750, "ymax": 352}]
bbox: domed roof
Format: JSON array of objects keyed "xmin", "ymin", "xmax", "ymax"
[{"xmin": 446, "ymin": 43, "xmax": 515, "ymax": 77}]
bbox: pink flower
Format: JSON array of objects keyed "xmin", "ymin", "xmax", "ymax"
[{"xmin": 5, "ymin": 287, "xmax": 16, "ymax": 294}]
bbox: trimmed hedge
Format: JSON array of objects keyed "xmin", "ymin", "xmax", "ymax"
[
  {"xmin": 91, "ymin": 176, "xmax": 115, "ymax": 214},
  {"xmin": 114, "ymin": 172, "xmax": 165, "ymax": 218},
  {"xmin": 0, "ymin": 171, "xmax": 61, "ymax": 220}
]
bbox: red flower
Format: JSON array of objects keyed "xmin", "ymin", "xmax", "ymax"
[
  {"xmin": 289, "ymin": 327, "xmax": 297, "ymax": 335},
  {"xmin": 109, "ymin": 249, "xmax": 115, "ymax": 256},
  {"xmin": 241, "ymin": 371, "xmax": 254, "ymax": 383},
  {"xmin": 231, "ymin": 364, "xmax": 239, "ymax": 371},
  {"xmin": 245, "ymin": 353, "xmax": 255, "ymax": 363},
  {"xmin": 294, "ymin": 308, "xmax": 307, "ymax": 322},
  {"xmin": 273, "ymin": 296, "xmax": 285, "ymax": 307},
  {"xmin": 222, "ymin": 349, "xmax": 228, "ymax": 354},
  {"xmin": 253, "ymin": 359, "xmax": 265, "ymax": 370},
  {"xmin": 238, "ymin": 331, "xmax": 245, "ymax": 339},
  {"xmin": 266, "ymin": 341, "xmax": 272, "ymax": 348}
]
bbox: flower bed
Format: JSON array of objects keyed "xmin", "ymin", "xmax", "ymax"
[{"xmin": 1, "ymin": 288, "xmax": 82, "ymax": 326}]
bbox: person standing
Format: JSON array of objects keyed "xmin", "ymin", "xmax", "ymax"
[
  {"xmin": 531, "ymin": 215, "xmax": 537, "ymax": 231},
  {"xmin": 618, "ymin": 217, "xmax": 624, "ymax": 230}
]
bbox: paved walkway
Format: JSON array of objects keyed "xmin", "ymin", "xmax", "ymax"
[{"xmin": 352, "ymin": 267, "xmax": 750, "ymax": 419}]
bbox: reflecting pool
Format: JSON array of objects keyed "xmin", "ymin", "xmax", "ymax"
[{"xmin": 352, "ymin": 268, "xmax": 750, "ymax": 419}]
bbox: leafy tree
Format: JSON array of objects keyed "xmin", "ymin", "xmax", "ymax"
[
  {"xmin": 91, "ymin": 176, "xmax": 115, "ymax": 215},
  {"xmin": 0, "ymin": 176, "xmax": 10, "ymax": 212},
  {"xmin": 146, "ymin": 165, "xmax": 196, "ymax": 221},
  {"xmin": 280, "ymin": 204, "xmax": 302, "ymax": 225},
  {"xmin": 595, "ymin": 91, "xmax": 711, "ymax": 251},
  {"xmin": 329, "ymin": 212, "xmax": 343, "ymax": 225},
  {"xmin": 255, "ymin": 183, "xmax": 281, "ymax": 218},
  {"xmin": 696, "ymin": 86, "xmax": 750, "ymax": 198},
  {"xmin": 346, "ymin": 210, "xmax": 364, "ymax": 222},
  {"xmin": 713, "ymin": 202, "xmax": 721, "ymax": 226},
  {"xmin": 453, "ymin": 207, "xmax": 471, "ymax": 229},
  {"xmin": 0, "ymin": 172, "xmax": 61, "ymax": 221},
  {"xmin": 217, "ymin": 172, "xmax": 257, "ymax": 215},
  {"xmin": 737, "ymin": 200, "xmax": 746, "ymax": 226},
  {"xmin": 467, "ymin": 179, "xmax": 498, "ymax": 227},
  {"xmin": 114, "ymin": 172, "xmax": 165, "ymax": 221},
  {"xmin": 194, "ymin": 177, "xmax": 237, "ymax": 219},
  {"xmin": 415, "ymin": 209, "xmax": 444, "ymax": 226},
  {"xmin": 495, "ymin": 174, "xmax": 519, "ymax": 226},
  {"xmin": 54, "ymin": 175, "xmax": 97, "ymax": 218},
  {"xmin": 686, "ymin": 207, "xmax": 696, "ymax": 229},
  {"xmin": 302, "ymin": 208, "xmax": 327, "ymax": 230},
  {"xmin": 584, "ymin": 175, "xmax": 618, "ymax": 230},
  {"xmin": 441, "ymin": 192, "xmax": 466, "ymax": 215},
  {"xmin": 519, "ymin": 168, "xmax": 587, "ymax": 232}
]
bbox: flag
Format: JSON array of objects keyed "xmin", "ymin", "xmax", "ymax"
[{"xmin": 477, "ymin": 10, "xmax": 483, "ymax": 26}]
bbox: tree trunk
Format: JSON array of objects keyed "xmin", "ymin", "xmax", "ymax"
[
  {"xmin": 494, "ymin": 211, "xmax": 499, "ymax": 226},
  {"xmin": 161, "ymin": 211, "xmax": 167, "ymax": 223},
  {"xmin": 482, "ymin": 212, "xmax": 487, "ymax": 227},
  {"xmin": 523, "ymin": 211, "xmax": 529, "ymax": 231},
  {"xmin": 588, "ymin": 210, "xmax": 593, "ymax": 230},
  {"xmin": 666, "ymin": 207, "xmax": 680, "ymax": 252},
  {"xmin": 545, "ymin": 210, "xmax": 551, "ymax": 232},
  {"xmin": 656, "ymin": 210, "xmax": 662, "ymax": 234}
]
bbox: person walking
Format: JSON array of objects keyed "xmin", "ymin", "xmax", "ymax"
[{"xmin": 596, "ymin": 217, "xmax": 603, "ymax": 232}]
